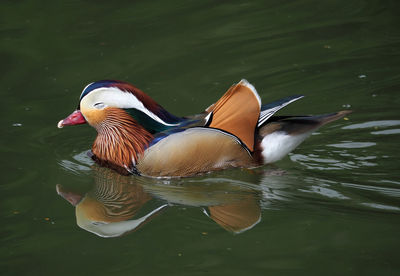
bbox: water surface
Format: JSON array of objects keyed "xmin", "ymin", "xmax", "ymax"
[{"xmin": 1, "ymin": 0, "xmax": 400, "ymax": 275}]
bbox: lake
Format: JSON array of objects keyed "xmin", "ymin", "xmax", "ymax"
[{"xmin": 1, "ymin": 0, "xmax": 400, "ymax": 275}]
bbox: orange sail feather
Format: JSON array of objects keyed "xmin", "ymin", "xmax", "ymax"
[{"xmin": 208, "ymin": 80, "xmax": 261, "ymax": 151}]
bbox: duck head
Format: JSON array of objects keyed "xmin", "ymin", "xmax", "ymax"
[{"xmin": 58, "ymin": 80, "xmax": 181, "ymax": 174}]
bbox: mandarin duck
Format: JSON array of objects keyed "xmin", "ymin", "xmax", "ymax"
[{"xmin": 58, "ymin": 79, "xmax": 351, "ymax": 177}]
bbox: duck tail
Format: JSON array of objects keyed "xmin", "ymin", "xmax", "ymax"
[
  {"xmin": 258, "ymin": 95, "xmax": 304, "ymax": 127},
  {"xmin": 254, "ymin": 110, "xmax": 352, "ymax": 164}
]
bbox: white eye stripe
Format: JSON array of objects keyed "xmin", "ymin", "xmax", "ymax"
[{"xmin": 82, "ymin": 87, "xmax": 178, "ymax": 126}]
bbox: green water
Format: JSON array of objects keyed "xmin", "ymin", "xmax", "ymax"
[{"xmin": 2, "ymin": 0, "xmax": 400, "ymax": 275}]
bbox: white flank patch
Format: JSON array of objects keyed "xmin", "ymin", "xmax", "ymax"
[
  {"xmin": 80, "ymin": 87, "xmax": 178, "ymax": 126},
  {"xmin": 261, "ymin": 131, "xmax": 311, "ymax": 164},
  {"xmin": 239, "ymin": 79, "xmax": 261, "ymax": 107}
]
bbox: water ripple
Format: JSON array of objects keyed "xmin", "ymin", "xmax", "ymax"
[
  {"xmin": 299, "ymin": 186, "xmax": 349, "ymax": 200},
  {"xmin": 327, "ymin": 141, "xmax": 376, "ymax": 148},
  {"xmin": 361, "ymin": 203, "xmax": 400, "ymax": 211},
  {"xmin": 342, "ymin": 120, "xmax": 400, "ymax": 129},
  {"xmin": 371, "ymin": 129, "xmax": 400, "ymax": 135},
  {"xmin": 290, "ymin": 152, "xmax": 377, "ymax": 170},
  {"xmin": 58, "ymin": 151, "xmax": 94, "ymax": 174},
  {"xmin": 342, "ymin": 182, "xmax": 400, "ymax": 198}
]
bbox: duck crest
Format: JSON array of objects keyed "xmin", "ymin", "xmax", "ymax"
[
  {"xmin": 111, "ymin": 81, "xmax": 182, "ymax": 127},
  {"xmin": 91, "ymin": 107, "xmax": 153, "ymax": 174}
]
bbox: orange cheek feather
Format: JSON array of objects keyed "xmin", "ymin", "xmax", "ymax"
[{"xmin": 81, "ymin": 108, "xmax": 108, "ymax": 126}]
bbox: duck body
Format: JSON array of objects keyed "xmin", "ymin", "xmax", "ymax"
[{"xmin": 58, "ymin": 79, "xmax": 350, "ymax": 177}]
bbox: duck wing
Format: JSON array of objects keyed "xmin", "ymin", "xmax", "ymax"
[
  {"xmin": 257, "ymin": 95, "xmax": 304, "ymax": 127},
  {"xmin": 206, "ymin": 79, "xmax": 261, "ymax": 151}
]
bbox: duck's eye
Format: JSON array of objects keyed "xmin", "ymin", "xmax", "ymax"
[
  {"xmin": 92, "ymin": 221, "xmax": 107, "ymax": 226},
  {"xmin": 94, "ymin": 102, "xmax": 106, "ymax": 109}
]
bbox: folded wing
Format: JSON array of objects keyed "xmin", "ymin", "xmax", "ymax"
[{"xmin": 207, "ymin": 79, "xmax": 261, "ymax": 151}]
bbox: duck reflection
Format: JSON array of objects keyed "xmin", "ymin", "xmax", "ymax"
[
  {"xmin": 57, "ymin": 166, "xmax": 263, "ymax": 237},
  {"xmin": 57, "ymin": 167, "xmax": 167, "ymax": 237}
]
